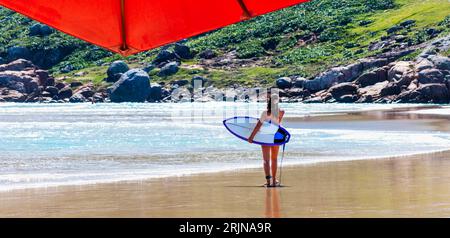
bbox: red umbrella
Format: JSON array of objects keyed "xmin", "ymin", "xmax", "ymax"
[{"xmin": 0, "ymin": 0, "xmax": 309, "ymax": 56}]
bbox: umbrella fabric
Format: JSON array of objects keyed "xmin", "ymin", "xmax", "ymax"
[{"xmin": 0, "ymin": 0, "xmax": 309, "ymax": 56}]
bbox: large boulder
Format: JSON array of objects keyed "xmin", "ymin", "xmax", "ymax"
[
  {"xmin": 276, "ymin": 77, "xmax": 292, "ymax": 89},
  {"xmin": 58, "ymin": 86, "xmax": 73, "ymax": 99},
  {"xmin": 153, "ymin": 50, "xmax": 177, "ymax": 66},
  {"xmin": 335, "ymin": 63, "xmax": 363, "ymax": 83},
  {"xmin": 198, "ymin": 49, "xmax": 217, "ymax": 59},
  {"xmin": 387, "ymin": 61, "xmax": 415, "ymax": 87},
  {"xmin": 0, "ymin": 71, "xmax": 39, "ymax": 93},
  {"xmin": 147, "ymin": 83, "xmax": 163, "ymax": 102},
  {"xmin": 357, "ymin": 81, "xmax": 389, "ymax": 101},
  {"xmin": 0, "ymin": 59, "xmax": 34, "ymax": 72},
  {"xmin": 158, "ymin": 62, "xmax": 179, "ymax": 77},
  {"xmin": 45, "ymin": 86, "xmax": 59, "ymax": 97},
  {"xmin": 328, "ymin": 82, "xmax": 358, "ymax": 99},
  {"xmin": 108, "ymin": 69, "xmax": 150, "ymax": 102},
  {"xmin": 304, "ymin": 69, "xmax": 344, "ymax": 92},
  {"xmin": 418, "ymin": 69, "xmax": 445, "ymax": 84},
  {"xmin": 415, "ymin": 58, "xmax": 434, "ymax": 72},
  {"xmin": 336, "ymin": 94, "xmax": 358, "ymax": 103},
  {"xmin": 379, "ymin": 82, "xmax": 401, "ymax": 97},
  {"xmin": 174, "ymin": 43, "xmax": 193, "ymax": 59},
  {"xmin": 396, "ymin": 84, "xmax": 449, "ymax": 103},
  {"xmin": 29, "ymin": 23, "xmax": 54, "ymax": 37},
  {"xmin": 428, "ymin": 55, "xmax": 450, "ymax": 71},
  {"xmin": 69, "ymin": 93, "xmax": 86, "ymax": 103},
  {"xmin": 106, "ymin": 61, "xmax": 129, "ymax": 82},
  {"xmin": 355, "ymin": 68, "xmax": 387, "ymax": 87},
  {"xmin": 7, "ymin": 46, "xmax": 31, "ymax": 61},
  {"xmin": 0, "ymin": 89, "xmax": 27, "ymax": 102},
  {"xmin": 292, "ymin": 77, "xmax": 307, "ymax": 88}
]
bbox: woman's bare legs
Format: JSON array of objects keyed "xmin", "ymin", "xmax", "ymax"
[
  {"xmin": 261, "ymin": 145, "xmax": 271, "ymax": 185},
  {"xmin": 271, "ymin": 146, "xmax": 280, "ymax": 186}
]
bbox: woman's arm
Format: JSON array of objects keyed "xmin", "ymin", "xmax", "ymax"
[{"xmin": 248, "ymin": 112, "xmax": 266, "ymax": 143}]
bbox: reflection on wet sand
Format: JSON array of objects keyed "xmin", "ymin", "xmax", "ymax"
[{"xmin": 265, "ymin": 188, "xmax": 281, "ymax": 218}]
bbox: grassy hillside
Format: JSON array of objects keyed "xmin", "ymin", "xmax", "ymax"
[{"xmin": 0, "ymin": 0, "xmax": 449, "ymax": 89}]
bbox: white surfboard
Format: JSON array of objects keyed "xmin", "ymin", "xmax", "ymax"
[{"xmin": 223, "ymin": 116, "xmax": 290, "ymax": 146}]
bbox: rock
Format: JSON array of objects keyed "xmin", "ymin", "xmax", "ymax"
[
  {"xmin": 158, "ymin": 62, "xmax": 179, "ymax": 77},
  {"xmin": 76, "ymin": 87, "xmax": 95, "ymax": 98},
  {"xmin": 0, "ymin": 89, "xmax": 26, "ymax": 102},
  {"xmin": 397, "ymin": 84, "xmax": 449, "ymax": 103},
  {"xmin": 304, "ymin": 69, "xmax": 344, "ymax": 92},
  {"xmin": 174, "ymin": 43, "xmax": 193, "ymax": 59},
  {"xmin": 108, "ymin": 69, "xmax": 150, "ymax": 102},
  {"xmin": 276, "ymin": 77, "xmax": 292, "ymax": 89},
  {"xmin": 388, "ymin": 61, "xmax": 412, "ymax": 81},
  {"xmin": 198, "ymin": 49, "xmax": 216, "ymax": 59},
  {"xmin": 415, "ymin": 58, "xmax": 434, "ymax": 71},
  {"xmin": 0, "ymin": 71, "xmax": 40, "ymax": 93},
  {"xmin": 387, "ymin": 61, "xmax": 416, "ymax": 87},
  {"xmin": 69, "ymin": 93, "xmax": 86, "ymax": 103},
  {"xmin": 7, "ymin": 46, "xmax": 31, "ymax": 61},
  {"xmin": 148, "ymin": 83, "xmax": 163, "ymax": 102},
  {"xmin": 428, "ymin": 55, "xmax": 450, "ymax": 71},
  {"xmin": 418, "ymin": 69, "xmax": 445, "ymax": 84},
  {"xmin": 153, "ymin": 50, "xmax": 177, "ymax": 65},
  {"xmin": 369, "ymin": 40, "xmax": 390, "ymax": 51},
  {"xmin": 70, "ymin": 81, "xmax": 83, "ymax": 88},
  {"xmin": 394, "ymin": 35, "xmax": 407, "ymax": 42},
  {"xmin": 292, "ymin": 77, "xmax": 307, "ymax": 88},
  {"xmin": 29, "ymin": 23, "xmax": 54, "ymax": 36},
  {"xmin": 74, "ymin": 71, "xmax": 87, "ymax": 77},
  {"xmin": 379, "ymin": 83, "xmax": 401, "ymax": 97},
  {"xmin": 45, "ymin": 86, "xmax": 59, "ymax": 96},
  {"xmin": 0, "ymin": 59, "xmax": 34, "ymax": 71},
  {"xmin": 387, "ymin": 25, "xmax": 403, "ymax": 34},
  {"xmin": 359, "ymin": 58, "xmax": 389, "ymax": 70},
  {"xmin": 191, "ymin": 76, "xmax": 208, "ymax": 87},
  {"xmin": 337, "ymin": 94, "xmax": 358, "ymax": 103},
  {"xmin": 339, "ymin": 63, "xmax": 364, "ymax": 82},
  {"xmin": 44, "ymin": 77, "xmax": 55, "ymax": 87},
  {"xmin": 55, "ymin": 82, "xmax": 67, "ymax": 90},
  {"xmin": 303, "ymin": 96, "xmax": 323, "ymax": 103},
  {"xmin": 58, "ymin": 87, "xmax": 73, "ymax": 99},
  {"xmin": 426, "ymin": 28, "xmax": 440, "ymax": 36},
  {"xmin": 284, "ymin": 88, "xmax": 308, "ymax": 98},
  {"xmin": 172, "ymin": 79, "xmax": 189, "ymax": 87},
  {"xmin": 328, "ymin": 83, "xmax": 358, "ymax": 98},
  {"xmin": 60, "ymin": 64, "xmax": 74, "ymax": 73},
  {"xmin": 106, "ymin": 61, "xmax": 129, "ymax": 82},
  {"xmin": 399, "ymin": 20, "xmax": 416, "ymax": 28},
  {"xmin": 355, "ymin": 68, "xmax": 387, "ymax": 87},
  {"xmin": 143, "ymin": 64, "xmax": 155, "ymax": 73},
  {"xmin": 407, "ymin": 80, "xmax": 419, "ymax": 91}
]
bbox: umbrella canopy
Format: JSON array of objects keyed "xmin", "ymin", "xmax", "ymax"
[{"xmin": 0, "ymin": 0, "xmax": 309, "ymax": 56}]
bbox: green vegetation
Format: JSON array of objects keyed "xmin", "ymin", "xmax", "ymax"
[{"xmin": 0, "ymin": 0, "xmax": 449, "ymax": 89}]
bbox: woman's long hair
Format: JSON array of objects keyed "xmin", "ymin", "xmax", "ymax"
[{"xmin": 267, "ymin": 89, "xmax": 279, "ymax": 121}]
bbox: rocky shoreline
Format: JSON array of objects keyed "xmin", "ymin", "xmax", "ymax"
[{"xmin": 1, "ymin": 35, "xmax": 449, "ymax": 104}]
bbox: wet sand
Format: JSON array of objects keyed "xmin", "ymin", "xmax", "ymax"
[{"xmin": 1, "ymin": 150, "xmax": 450, "ymax": 217}]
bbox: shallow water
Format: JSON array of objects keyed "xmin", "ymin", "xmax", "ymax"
[{"xmin": 0, "ymin": 102, "xmax": 449, "ymax": 191}]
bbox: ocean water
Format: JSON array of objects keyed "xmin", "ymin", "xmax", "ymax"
[{"xmin": 0, "ymin": 102, "xmax": 449, "ymax": 191}]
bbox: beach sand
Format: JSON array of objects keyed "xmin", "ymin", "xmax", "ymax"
[{"xmin": 1, "ymin": 150, "xmax": 450, "ymax": 217}]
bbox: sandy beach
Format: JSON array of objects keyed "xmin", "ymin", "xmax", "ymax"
[{"xmin": 1, "ymin": 149, "xmax": 450, "ymax": 218}]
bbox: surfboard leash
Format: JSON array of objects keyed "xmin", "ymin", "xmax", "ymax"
[{"xmin": 278, "ymin": 143, "xmax": 286, "ymax": 186}]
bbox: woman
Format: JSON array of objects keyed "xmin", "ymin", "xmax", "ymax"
[{"xmin": 248, "ymin": 91, "xmax": 285, "ymax": 187}]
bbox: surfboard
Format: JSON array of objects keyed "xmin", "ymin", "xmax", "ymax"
[{"xmin": 223, "ymin": 116, "xmax": 291, "ymax": 146}]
